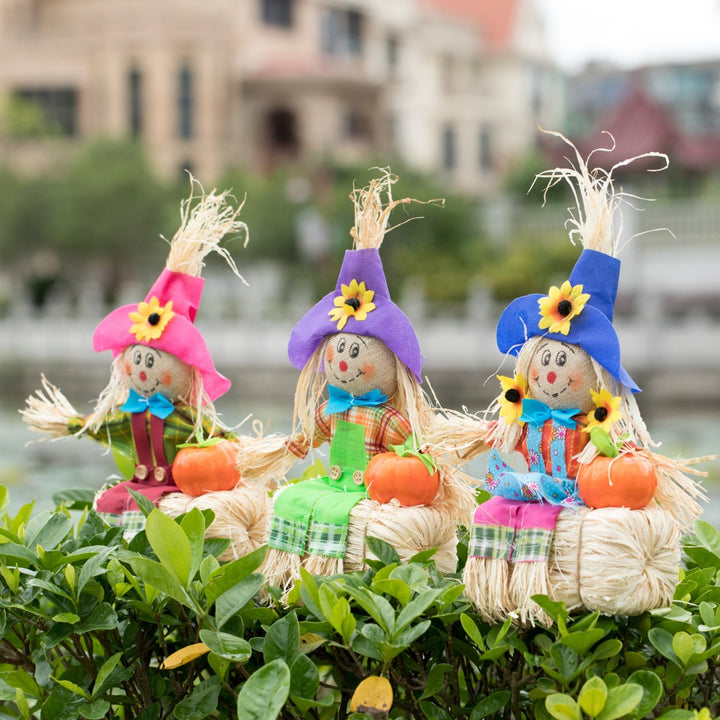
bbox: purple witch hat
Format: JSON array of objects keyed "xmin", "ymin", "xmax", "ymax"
[
  {"xmin": 496, "ymin": 248, "xmax": 638, "ymax": 391},
  {"xmin": 288, "ymin": 247, "xmax": 424, "ymax": 382}
]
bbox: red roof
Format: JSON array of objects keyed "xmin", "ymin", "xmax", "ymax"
[
  {"xmin": 569, "ymin": 86, "xmax": 720, "ymax": 172},
  {"xmin": 426, "ymin": 0, "xmax": 519, "ymax": 51}
]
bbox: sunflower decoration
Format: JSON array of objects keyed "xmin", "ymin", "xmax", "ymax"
[
  {"xmin": 328, "ymin": 279, "xmax": 376, "ymax": 331},
  {"xmin": 583, "ymin": 388, "xmax": 622, "ymax": 433},
  {"xmin": 497, "ymin": 373, "xmax": 527, "ymax": 425},
  {"xmin": 537, "ymin": 281, "xmax": 590, "ymax": 336},
  {"xmin": 128, "ymin": 296, "xmax": 175, "ymax": 343}
]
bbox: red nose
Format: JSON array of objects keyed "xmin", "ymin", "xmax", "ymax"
[
  {"xmin": 139, "ymin": 371, "xmax": 147, "ymax": 382},
  {"xmin": 339, "ymin": 360, "xmax": 348, "ymax": 372},
  {"xmin": 547, "ymin": 371, "xmax": 557, "ymax": 384}
]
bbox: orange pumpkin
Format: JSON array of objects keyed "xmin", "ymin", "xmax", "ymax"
[
  {"xmin": 173, "ymin": 440, "xmax": 241, "ymax": 497},
  {"xmin": 364, "ymin": 452, "xmax": 440, "ymax": 506},
  {"xmin": 577, "ymin": 453, "xmax": 657, "ymax": 509}
]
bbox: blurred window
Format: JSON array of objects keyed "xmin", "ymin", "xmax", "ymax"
[
  {"xmin": 261, "ymin": 0, "xmax": 293, "ymax": 27},
  {"xmin": 343, "ymin": 109, "xmax": 371, "ymax": 140},
  {"xmin": 321, "ymin": 7, "xmax": 362, "ymax": 57},
  {"xmin": 442, "ymin": 124, "xmax": 456, "ymax": 170},
  {"xmin": 128, "ymin": 68, "xmax": 143, "ymax": 137},
  {"xmin": 14, "ymin": 88, "xmax": 77, "ymax": 135},
  {"xmin": 178, "ymin": 66, "xmax": 193, "ymax": 139},
  {"xmin": 479, "ymin": 123, "xmax": 493, "ymax": 171}
]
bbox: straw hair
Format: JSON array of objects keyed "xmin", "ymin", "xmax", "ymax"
[
  {"xmin": 348, "ymin": 168, "xmax": 442, "ymax": 251},
  {"xmin": 21, "ymin": 374, "xmax": 79, "ymax": 438},
  {"xmin": 165, "ymin": 174, "xmax": 248, "ymax": 281},
  {"xmin": 532, "ymin": 129, "xmax": 668, "ymax": 257}
]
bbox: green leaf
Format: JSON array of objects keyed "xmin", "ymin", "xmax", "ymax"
[
  {"xmin": 52, "ymin": 488, "xmax": 95, "ymax": 510},
  {"xmin": 92, "ymin": 652, "xmax": 123, "ymax": 699},
  {"xmin": 561, "ymin": 629, "xmax": 605, "ymax": 655},
  {"xmin": 126, "ymin": 488, "xmax": 156, "ymax": 517},
  {"xmin": 330, "ymin": 597, "xmax": 357, "ymax": 644},
  {"xmin": 145, "ymin": 510, "xmax": 192, "ymax": 586},
  {"xmin": 418, "ymin": 701, "xmax": 452, "ymax": 720},
  {"xmin": 204, "ymin": 545, "xmax": 267, "ymax": 604},
  {"xmin": 593, "ymin": 639, "xmax": 623, "ymax": 660},
  {"xmin": 694, "ymin": 519, "xmax": 720, "ymax": 558},
  {"xmin": 532, "ymin": 595, "xmax": 569, "ymax": 626},
  {"xmin": 180, "ymin": 508, "xmax": 206, "ymax": 585},
  {"xmin": 79, "ymin": 699, "xmax": 111, "ymax": 720},
  {"xmin": 469, "ymin": 691, "xmax": 512, "ymax": 720},
  {"xmin": 578, "ymin": 677, "xmax": 607, "ymax": 718},
  {"xmin": 264, "ymin": 611, "xmax": 300, "ymax": 666},
  {"xmin": 648, "ymin": 628, "xmax": 681, "ymax": 666},
  {"xmin": 77, "ymin": 603, "xmax": 118, "ymax": 634},
  {"xmin": 460, "ymin": 613, "xmax": 486, "ymax": 652},
  {"xmin": 215, "ymin": 574, "xmax": 265, "ymax": 629},
  {"xmin": 364, "ymin": 536, "xmax": 400, "ymax": 566},
  {"xmin": 0, "ymin": 542, "xmax": 37, "ymax": 563},
  {"xmin": 24, "ymin": 512, "xmax": 73, "ymax": 550},
  {"xmin": 77, "ymin": 546, "xmax": 115, "ymax": 597},
  {"xmin": 419, "ymin": 663, "xmax": 452, "ymax": 701},
  {"xmin": 52, "ymin": 613, "xmax": 80, "ymax": 624},
  {"xmin": 199, "ymin": 629, "xmax": 252, "ymax": 662},
  {"xmin": 344, "ymin": 586, "xmax": 395, "ymax": 635},
  {"xmin": 52, "ymin": 679, "xmax": 89, "ymax": 700},
  {"xmin": 395, "ymin": 588, "xmax": 444, "ymax": 634},
  {"xmin": 589, "ymin": 427, "xmax": 619, "ymax": 458},
  {"xmin": 371, "ymin": 578, "xmax": 411, "ymax": 606},
  {"xmin": 0, "ymin": 670, "xmax": 39, "ymax": 697},
  {"xmin": 174, "ymin": 676, "xmax": 221, "ymax": 720},
  {"xmin": 289, "ymin": 654, "xmax": 319, "ymax": 700},
  {"xmin": 126, "ymin": 556, "xmax": 193, "ymax": 608},
  {"xmin": 236, "ymin": 659, "xmax": 291, "ymax": 720},
  {"xmin": 595, "ymin": 684, "xmax": 643, "ymax": 720},
  {"xmin": 626, "ymin": 671, "xmax": 663, "ymax": 718},
  {"xmin": 545, "ymin": 694, "xmax": 582, "ymax": 720}
]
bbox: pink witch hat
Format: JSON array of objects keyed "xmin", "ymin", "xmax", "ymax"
[
  {"xmin": 93, "ymin": 269, "xmax": 231, "ymax": 401},
  {"xmin": 92, "ymin": 181, "xmax": 248, "ymax": 402}
]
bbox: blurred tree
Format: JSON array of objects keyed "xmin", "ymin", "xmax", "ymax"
[
  {"xmin": 0, "ymin": 94, "xmax": 59, "ymax": 138},
  {"xmin": 48, "ymin": 138, "xmax": 172, "ymax": 307}
]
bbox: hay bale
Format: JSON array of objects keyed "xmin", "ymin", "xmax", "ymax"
[
  {"xmin": 549, "ymin": 506, "xmax": 681, "ymax": 616},
  {"xmin": 159, "ymin": 484, "xmax": 270, "ymax": 562}
]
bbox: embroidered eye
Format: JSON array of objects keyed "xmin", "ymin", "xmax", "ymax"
[
  {"xmin": 349, "ymin": 342, "xmax": 360, "ymax": 359},
  {"xmin": 134, "ymin": 351, "xmax": 142, "ymax": 365},
  {"xmin": 556, "ymin": 351, "xmax": 567, "ymax": 367},
  {"xmin": 337, "ymin": 338, "xmax": 346, "ymax": 353},
  {"xmin": 541, "ymin": 350, "xmax": 552, "ymax": 366},
  {"xmin": 145, "ymin": 354, "xmax": 155, "ymax": 368}
]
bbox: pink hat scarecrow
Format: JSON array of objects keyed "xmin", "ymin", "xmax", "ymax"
[{"xmin": 22, "ymin": 179, "xmax": 250, "ymax": 537}]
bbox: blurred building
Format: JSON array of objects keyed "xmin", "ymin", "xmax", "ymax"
[
  {"xmin": 565, "ymin": 60, "xmax": 720, "ymax": 176},
  {"xmin": 0, "ymin": 0, "xmax": 562, "ymax": 193}
]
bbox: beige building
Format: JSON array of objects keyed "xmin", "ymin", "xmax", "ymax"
[{"xmin": 0, "ymin": 0, "xmax": 562, "ymax": 194}]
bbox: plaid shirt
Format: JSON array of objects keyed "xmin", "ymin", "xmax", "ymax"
[
  {"xmin": 287, "ymin": 401, "xmax": 412, "ymax": 462},
  {"xmin": 68, "ymin": 406, "xmax": 236, "ymax": 466}
]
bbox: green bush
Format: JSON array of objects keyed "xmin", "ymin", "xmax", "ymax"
[{"xmin": 0, "ymin": 484, "xmax": 718, "ymax": 720}]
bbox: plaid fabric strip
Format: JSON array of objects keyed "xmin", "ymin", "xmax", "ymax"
[
  {"xmin": 512, "ymin": 527, "xmax": 554, "ymax": 563},
  {"xmin": 97, "ymin": 510, "xmax": 147, "ymax": 539},
  {"xmin": 268, "ymin": 515, "xmax": 308, "ymax": 555},
  {"xmin": 97, "ymin": 511, "xmax": 122, "ymax": 527},
  {"xmin": 468, "ymin": 523, "xmax": 515, "ymax": 560},
  {"xmin": 307, "ymin": 521, "xmax": 348, "ymax": 559}
]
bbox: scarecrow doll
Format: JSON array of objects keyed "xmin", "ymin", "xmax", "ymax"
[
  {"xmin": 23, "ymin": 181, "xmax": 269, "ymax": 551},
  {"xmin": 454, "ymin": 133, "xmax": 706, "ymax": 623},
  {"xmin": 236, "ymin": 170, "xmax": 474, "ymax": 590}
]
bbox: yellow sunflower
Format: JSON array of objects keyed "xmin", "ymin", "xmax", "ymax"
[
  {"xmin": 128, "ymin": 296, "xmax": 175, "ymax": 342},
  {"xmin": 582, "ymin": 388, "xmax": 622, "ymax": 433},
  {"xmin": 328, "ymin": 279, "xmax": 376, "ymax": 331},
  {"xmin": 497, "ymin": 373, "xmax": 527, "ymax": 425},
  {"xmin": 537, "ymin": 280, "xmax": 590, "ymax": 335}
]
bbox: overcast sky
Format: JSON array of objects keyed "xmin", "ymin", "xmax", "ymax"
[{"xmin": 534, "ymin": 0, "xmax": 720, "ymax": 72}]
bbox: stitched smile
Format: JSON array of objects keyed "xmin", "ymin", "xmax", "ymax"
[
  {"xmin": 329, "ymin": 367, "xmax": 364, "ymax": 385},
  {"xmin": 541, "ymin": 385, "xmax": 568, "ymax": 399}
]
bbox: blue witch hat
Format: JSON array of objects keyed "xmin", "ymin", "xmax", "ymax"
[{"xmin": 496, "ymin": 248, "xmax": 638, "ymax": 391}]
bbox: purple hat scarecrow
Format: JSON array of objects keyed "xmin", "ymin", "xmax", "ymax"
[
  {"xmin": 288, "ymin": 170, "xmax": 431, "ymax": 382},
  {"xmin": 93, "ymin": 182, "xmax": 248, "ymax": 402}
]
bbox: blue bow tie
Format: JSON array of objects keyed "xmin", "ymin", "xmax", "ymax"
[
  {"xmin": 325, "ymin": 385, "xmax": 388, "ymax": 415},
  {"xmin": 121, "ymin": 389, "xmax": 175, "ymax": 419},
  {"xmin": 519, "ymin": 398, "xmax": 580, "ymax": 429}
]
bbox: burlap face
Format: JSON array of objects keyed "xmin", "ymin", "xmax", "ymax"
[
  {"xmin": 323, "ymin": 334, "xmax": 398, "ymax": 398},
  {"xmin": 526, "ymin": 339, "xmax": 596, "ymax": 413},
  {"xmin": 122, "ymin": 345, "xmax": 194, "ymax": 402}
]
